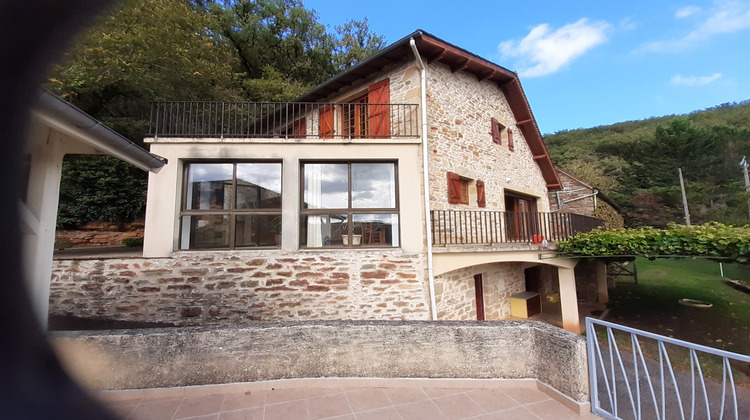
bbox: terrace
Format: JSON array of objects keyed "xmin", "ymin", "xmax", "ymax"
[{"xmin": 148, "ymin": 101, "xmax": 420, "ymax": 140}]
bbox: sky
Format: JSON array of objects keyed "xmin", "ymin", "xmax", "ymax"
[{"xmin": 305, "ymin": 0, "xmax": 750, "ymax": 134}]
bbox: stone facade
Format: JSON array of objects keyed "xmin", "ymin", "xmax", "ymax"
[
  {"xmin": 50, "ymin": 251, "xmax": 429, "ymax": 325},
  {"xmin": 426, "ymin": 63, "xmax": 550, "ymax": 213},
  {"xmin": 549, "ymin": 167, "xmax": 623, "ymax": 228},
  {"xmin": 434, "ymin": 262, "xmax": 526, "ymax": 320}
]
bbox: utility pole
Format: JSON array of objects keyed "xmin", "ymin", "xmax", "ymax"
[
  {"xmin": 741, "ymin": 156, "xmax": 750, "ymax": 221},
  {"xmin": 678, "ymin": 168, "xmax": 691, "ymax": 226}
]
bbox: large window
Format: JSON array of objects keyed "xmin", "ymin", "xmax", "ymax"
[
  {"xmin": 180, "ymin": 162, "xmax": 282, "ymax": 249},
  {"xmin": 300, "ymin": 162, "xmax": 399, "ymax": 248}
]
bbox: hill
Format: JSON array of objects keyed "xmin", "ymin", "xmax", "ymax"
[{"xmin": 544, "ymin": 100, "xmax": 750, "ymax": 227}]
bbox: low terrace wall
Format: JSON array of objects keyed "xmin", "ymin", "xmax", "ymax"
[{"xmin": 50, "ymin": 320, "xmax": 589, "ymax": 403}]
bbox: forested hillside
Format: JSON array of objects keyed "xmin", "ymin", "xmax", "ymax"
[
  {"xmin": 545, "ymin": 100, "xmax": 750, "ymax": 227},
  {"xmin": 48, "ymin": 0, "xmax": 384, "ymax": 228}
]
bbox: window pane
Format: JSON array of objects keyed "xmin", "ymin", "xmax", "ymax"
[
  {"xmin": 300, "ymin": 214, "xmax": 347, "ymax": 247},
  {"xmin": 236, "ymin": 163, "xmax": 282, "ymax": 209},
  {"xmin": 303, "ymin": 163, "xmax": 348, "ymax": 209},
  {"xmin": 180, "ymin": 215, "xmax": 229, "ymax": 249},
  {"xmin": 354, "ymin": 214, "xmax": 399, "ymax": 247},
  {"xmin": 235, "ymin": 214, "xmax": 280, "ymax": 247},
  {"xmin": 185, "ymin": 163, "xmax": 233, "ymax": 210},
  {"xmin": 352, "ymin": 163, "xmax": 395, "ymax": 208}
]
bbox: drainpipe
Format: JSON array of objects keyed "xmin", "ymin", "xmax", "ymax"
[{"xmin": 410, "ymin": 38, "xmax": 438, "ymax": 321}]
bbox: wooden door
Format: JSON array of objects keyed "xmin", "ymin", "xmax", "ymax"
[{"xmin": 474, "ymin": 274, "xmax": 485, "ymax": 321}]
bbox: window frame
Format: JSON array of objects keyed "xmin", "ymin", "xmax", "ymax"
[
  {"xmin": 448, "ymin": 172, "xmax": 471, "ymax": 205},
  {"xmin": 299, "ymin": 160, "xmax": 400, "ymax": 248},
  {"xmin": 179, "ymin": 160, "xmax": 283, "ymax": 250}
]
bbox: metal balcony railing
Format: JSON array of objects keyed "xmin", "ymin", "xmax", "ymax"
[
  {"xmin": 430, "ymin": 210, "xmax": 603, "ymax": 246},
  {"xmin": 148, "ymin": 101, "xmax": 420, "ymax": 139}
]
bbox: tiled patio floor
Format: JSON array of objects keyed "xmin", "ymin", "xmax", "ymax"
[{"xmin": 97, "ymin": 379, "xmax": 603, "ymax": 420}]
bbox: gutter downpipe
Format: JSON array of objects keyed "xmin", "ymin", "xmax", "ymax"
[{"xmin": 410, "ymin": 38, "xmax": 438, "ymax": 321}]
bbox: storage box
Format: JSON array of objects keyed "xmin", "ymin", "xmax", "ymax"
[{"xmin": 510, "ymin": 291, "xmax": 542, "ymax": 318}]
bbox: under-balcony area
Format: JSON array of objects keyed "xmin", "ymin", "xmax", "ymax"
[{"xmin": 148, "ymin": 101, "xmax": 420, "ymax": 141}]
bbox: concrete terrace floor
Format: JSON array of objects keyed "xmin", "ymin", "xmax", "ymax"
[{"xmin": 98, "ymin": 379, "xmax": 603, "ymax": 420}]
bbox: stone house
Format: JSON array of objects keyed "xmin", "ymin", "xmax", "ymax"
[
  {"xmin": 549, "ymin": 166, "xmax": 623, "ymax": 228},
  {"xmin": 51, "ymin": 30, "xmax": 607, "ymax": 333}
]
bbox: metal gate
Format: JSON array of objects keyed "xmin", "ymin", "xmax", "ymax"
[{"xmin": 586, "ymin": 318, "xmax": 750, "ymax": 420}]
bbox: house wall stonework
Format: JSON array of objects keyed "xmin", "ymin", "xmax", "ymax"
[
  {"xmin": 50, "ymin": 251, "xmax": 429, "ymax": 325},
  {"xmin": 425, "ymin": 63, "xmax": 550, "ymax": 212},
  {"xmin": 434, "ymin": 262, "xmax": 525, "ymax": 320}
]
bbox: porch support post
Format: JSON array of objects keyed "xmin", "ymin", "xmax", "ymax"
[
  {"xmin": 595, "ymin": 261, "xmax": 609, "ymax": 304},
  {"xmin": 557, "ymin": 267, "xmax": 581, "ymax": 333}
]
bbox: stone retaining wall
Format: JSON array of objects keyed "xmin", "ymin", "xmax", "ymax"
[
  {"xmin": 50, "ymin": 250, "xmax": 429, "ymax": 325},
  {"xmin": 50, "ymin": 320, "xmax": 589, "ymax": 402}
]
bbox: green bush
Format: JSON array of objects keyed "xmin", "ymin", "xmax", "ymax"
[
  {"xmin": 559, "ymin": 222, "xmax": 750, "ymax": 263},
  {"xmin": 122, "ymin": 237, "xmax": 144, "ymax": 247}
]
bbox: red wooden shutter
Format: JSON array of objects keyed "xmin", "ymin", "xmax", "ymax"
[
  {"xmin": 319, "ymin": 105, "xmax": 334, "ymax": 139},
  {"xmin": 448, "ymin": 172, "xmax": 462, "ymax": 203},
  {"xmin": 368, "ymin": 78, "xmax": 391, "ymax": 137},
  {"xmin": 292, "ymin": 117, "xmax": 306, "ymax": 138},
  {"xmin": 491, "ymin": 118, "xmax": 501, "ymax": 144},
  {"xmin": 476, "ymin": 180, "xmax": 486, "ymax": 207},
  {"xmin": 508, "ymin": 128, "xmax": 514, "ymax": 151}
]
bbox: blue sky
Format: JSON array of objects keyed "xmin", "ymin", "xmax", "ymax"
[{"xmin": 305, "ymin": 0, "xmax": 750, "ymax": 134}]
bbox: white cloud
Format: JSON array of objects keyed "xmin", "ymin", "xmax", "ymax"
[
  {"xmin": 676, "ymin": 5, "xmax": 701, "ymax": 18},
  {"xmin": 499, "ymin": 18, "xmax": 612, "ymax": 77},
  {"xmin": 643, "ymin": 0, "xmax": 750, "ymax": 52},
  {"xmin": 670, "ymin": 72, "xmax": 722, "ymax": 85}
]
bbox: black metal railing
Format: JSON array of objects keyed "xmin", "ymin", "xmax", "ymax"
[
  {"xmin": 148, "ymin": 101, "xmax": 420, "ymax": 139},
  {"xmin": 430, "ymin": 210, "xmax": 604, "ymax": 246}
]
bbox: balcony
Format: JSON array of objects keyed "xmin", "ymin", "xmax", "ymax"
[
  {"xmin": 430, "ymin": 210, "xmax": 603, "ymax": 246},
  {"xmin": 148, "ymin": 101, "xmax": 420, "ymax": 139}
]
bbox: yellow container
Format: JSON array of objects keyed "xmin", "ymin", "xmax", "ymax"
[{"xmin": 545, "ymin": 293, "xmax": 559, "ymax": 303}]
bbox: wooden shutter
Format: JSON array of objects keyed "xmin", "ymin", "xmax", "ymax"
[
  {"xmin": 508, "ymin": 128, "xmax": 514, "ymax": 151},
  {"xmin": 368, "ymin": 78, "xmax": 391, "ymax": 137},
  {"xmin": 292, "ymin": 117, "xmax": 306, "ymax": 138},
  {"xmin": 319, "ymin": 105, "xmax": 334, "ymax": 139},
  {"xmin": 448, "ymin": 172, "xmax": 462, "ymax": 203},
  {"xmin": 476, "ymin": 180, "xmax": 486, "ymax": 207},
  {"xmin": 491, "ymin": 118, "xmax": 501, "ymax": 144}
]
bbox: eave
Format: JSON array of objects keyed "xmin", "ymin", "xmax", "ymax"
[{"xmin": 295, "ymin": 30, "xmax": 561, "ymax": 191}]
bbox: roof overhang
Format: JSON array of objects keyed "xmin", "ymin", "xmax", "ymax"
[
  {"xmin": 31, "ymin": 89, "xmax": 166, "ymax": 172},
  {"xmin": 295, "ymin": 30, "xmax": 562, "ymax": 190}
]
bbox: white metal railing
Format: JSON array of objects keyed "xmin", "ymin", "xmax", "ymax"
[{"xmin": 586, "ymin": 317, "xmax": 750, "ymax": 420}]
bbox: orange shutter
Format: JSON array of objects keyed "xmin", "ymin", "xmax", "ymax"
[
  {"xmin": 319, "ymin": 105, "xmax": 334, "ymax": 139},
  {"xmin": 491, "ymin": 118, "xmax": 501, "ymax": 144},
  {"xmin": 368, "ymin": 78, "xmax": 391, "ymax": 137},
  {"xmin": 476, "ymin": 180, "xmax": 486, "ymax": 207},
  {"xmin": 508, "ymin": 128, "xmax": 514, "ymax": 151},
  {"xmin": 448, "ymin": 172, "xmax": 462, "ymax": 203},
  {"xmin": 292, "ymin": 117, "xmax": 306, "ymax": 138}
]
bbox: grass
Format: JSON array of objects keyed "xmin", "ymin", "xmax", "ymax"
[{"xmin": 607, "ymin": 258, "xmax": 750, "ymax": 355}]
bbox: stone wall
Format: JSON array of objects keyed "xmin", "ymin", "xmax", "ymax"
[
  {"xmin": 426, "ymin": 63, "xmax": 550, "ymax": 212},
  {"xmin": 50, "ymin": 320, "xmax": 590, "ymax": 403},
  {"xmin": 50, "ymin": 250, "xmax": 429, "ymax": 325},
  {"xmin": 434, "ymin": 262, "xmax": 526, "ymax": 320},
  {"xmin": 55, "ymin": 229, "xmax": 143, "ymax": 248}
]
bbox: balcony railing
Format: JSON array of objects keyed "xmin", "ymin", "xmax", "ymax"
[
  {"xmin": 148, "ymin": 101, "xmax": 420, "ymax": 139},
  {"xmin": 430, "ymin": 210, "xmax": 604, "ymax": 246}
]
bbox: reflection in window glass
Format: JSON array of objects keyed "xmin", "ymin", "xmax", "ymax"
[
  {"xmin": 303, "ymin": 163, "xmax": 348, "ymax": 209},
  {"xmin": 300, "ymin": 214, "xmax": 346, "ymax": 247},
  {"xmin": 235, "ymin": 214, "xmax": 280, "ymax": 247},
  {"xmin": 185, "ymin": 163, "xmax": 233, "ymax": 210},
  {"xmin": 236, "ymin": 163, "xmax": 282, "ymax": 209},
  {"xmin": 353, "ymin": 214, "xmax": 399, "ymax": 247},
  {"xmin": 180, "ymin": 215, "xmax": 230, "ymax": 249},
  {"xmin": 352, "ymin": 163, "xmax": 395, "ymax": 208}
]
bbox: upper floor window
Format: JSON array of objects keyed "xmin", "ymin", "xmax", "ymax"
[
  {"xmin": 319, "ymin": 78, "xmax": 391, "ymax": 139},
  {"xmin": 491, "ymin": 118, "xmax": 514, "ymax": 151},
  {"xmin": 448, "ymin": 172, "xmax": 470, "ymax": 204},
  {"xmin": 300, "ymin": 162, "xmax": 399, "ymax": 248},
  {"xmin": 180, "ymin": 162, "xmax": 282, "ymax": 249}
]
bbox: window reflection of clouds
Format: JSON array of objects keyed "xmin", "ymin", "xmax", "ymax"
[
  {"xmin": 189, "ymin": 163, "xmax": 232, "ymax": 183},
  {"xmin": 352, "ymin": 164, "xmax": 395, "ymax": 208},
  {"xmin": 305, "ymin": 163, "xmax": 348, "ymax": 209},
  {"xmin": 237, "ymin": 163, "xmax": 281, "ymax": 193}
]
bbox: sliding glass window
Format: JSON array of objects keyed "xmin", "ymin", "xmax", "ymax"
[
  {"xmin": 180, "ymin": 162, "xmax": 282, "ymax": 249},
  {"xmin": 300, "ymin": 162, "xmax": 399, "ymax": 248}
]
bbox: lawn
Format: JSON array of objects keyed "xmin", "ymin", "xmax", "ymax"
[{"xmin": 606, "ymin": 258, "xmax": 750, "ymax": 356}]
